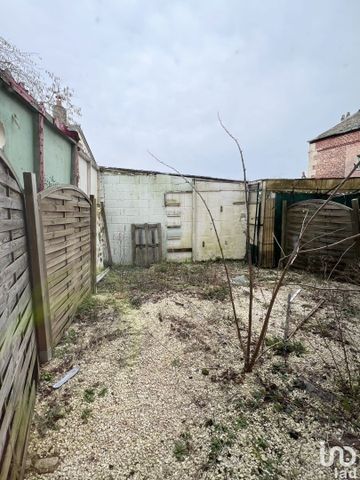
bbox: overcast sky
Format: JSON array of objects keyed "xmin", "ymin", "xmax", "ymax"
[{"xmin": 2, "ymin": 1, "xmax": 360, "ymax": 179}]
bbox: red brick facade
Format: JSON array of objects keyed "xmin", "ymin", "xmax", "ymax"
[{"xmin": 308, "ymin": 130, "xmax": 360, "ymax": 178}]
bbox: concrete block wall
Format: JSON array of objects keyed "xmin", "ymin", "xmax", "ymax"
[
  {"xmin": 100, "ymin": 169, "xmax": 253, "ymax": 265},
  {"xmin": 193, "ymin": 181, "xmax": 247, "ymax": 261},
  {"xmin": 165, "ymin": 191, "xmax": 193, "ymax": 262},
  {"xmin": 101, "ymin": 171, "xmax": 190, "ymax": 264}
]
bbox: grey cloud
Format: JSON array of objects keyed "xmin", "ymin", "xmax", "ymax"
[{"xmin": 2, "ymin": 0, "xmax": 360, "ymax": 179}]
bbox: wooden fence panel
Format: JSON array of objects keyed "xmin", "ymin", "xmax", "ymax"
[
  {"xmin": 260, "ymin": 195, "xmax": 275, "ymax": 267},
  {"xmin": 0, "ymin": 156, "xmax": 37, "ymax": 480},
  {"xmin": 38, "ymin": 186, "xmax": 93, "ymax": 346},
  {"xmin": 285, "ymin": 199, "xmax": 357, "ymax": 276}
]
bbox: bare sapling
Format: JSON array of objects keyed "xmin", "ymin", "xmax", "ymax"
[
  {"xmin": 149, "ymin": 123, "xmax": 360, "ymax": 376},
  {"xmin": 218, "ymin": 116, "xmax": 360, "ymax": 372},
  {"xmin": 217, "ymin": 114, "xmax": 255, "ymax": 372}
]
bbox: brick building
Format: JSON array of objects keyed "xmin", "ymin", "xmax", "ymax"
[{"xmin": 308, "ymin": 111, "xmax": 360, "ymax": 178}]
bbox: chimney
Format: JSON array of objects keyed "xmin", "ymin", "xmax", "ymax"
[
  {"xmin": 346, "ymin": 112, "xmax": 351, "ymax": 118},
  {"xmin": 52, "ymin": 95, "xmax": 67, "ymax": 125},
  {"xmin": 341, "ymin": 114, "xmax": 345, "ymax": 121}
]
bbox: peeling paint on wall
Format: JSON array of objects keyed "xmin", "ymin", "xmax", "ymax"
[{"xmin": 100, "ymin": 168, "xmax": 260, "ymax": 265}]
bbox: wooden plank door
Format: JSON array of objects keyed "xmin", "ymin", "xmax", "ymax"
[{"xmin": 131, "ymin": 223, "xmax": 162, "ymax": 266}]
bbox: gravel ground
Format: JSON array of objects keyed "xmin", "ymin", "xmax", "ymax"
[{"xmin": 25, "ymin": 262, "xmax": 360, "ymax": 479}]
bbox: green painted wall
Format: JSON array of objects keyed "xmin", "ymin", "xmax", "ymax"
[
  {"xmin": 0, "ymin": 86, "xmax": 35, "ymax": 185},
  {"xmin": 44, "ymin": 123, "xmax": 72, "ymax": 186},
  {"xmin": 0, "ymin": 85, "xmax": 74, "ymax": 188}
]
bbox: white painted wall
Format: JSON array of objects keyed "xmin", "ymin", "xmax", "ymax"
[
  {"xmin": 90, "ymin": 165, "xmax": 98, "ymax": 197},
  {"xmin": 78, "ymin": 156, "xmax": 88, "ymax": 193},
  {"xmin": 77, "ymin": 154, "xmax": 98, "ymax": 198},
  {"xmin": 101, "ymin": 169, "xmax": 257, "ymax": 265},
  {"xmin": 193, "ymin": 181, "xmax": 247, "ymax": 260}
]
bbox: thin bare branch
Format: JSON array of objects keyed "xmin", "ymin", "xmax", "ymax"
[
  {"xmin": 327, "ymin": 242, "xmax": 356, "ymax": 280},
  {"xmin": 248, "ymin": 159, "xmax": 360, "ymax": 371},
  {"xmin": 299, "ymin": 232, "xmax": 360, "ymax": 254},
  {"xmin": 284, "ymin": 283, "xmax": 360, "ymax": 293},
  {"xmin": 148, "ymin": 150, "xmax": 245, "ymax": 353},
  {"xmin": 217, "ymin": 113, "xmax": 254, "ymax": 371},
  {"xmin": 0, "ymin": 35, "xmax": 81, "ymax": 120}
]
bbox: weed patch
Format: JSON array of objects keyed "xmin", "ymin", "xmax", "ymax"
[
  {"xmin": 81, "ymin": 407, "xmax": 92, "ymax": 424},
  {"xmin": 201, "ymin": 285, "xmax": 228, "ymax": 301},
  {"xmin": 173, "ymin": 432, "xmax": 192, "ymax": 461},
  {"xmin": 40, "ymin": 371, "xmax": 54, "ymax": 382},
  {"xmin": 98, "ymin": 387, "xmax": 108, "ymax": 398},
  {"xmin": 35, "ymin": 402, "xmax": 66, "ymax": 435},
  {"xmin": 265, "ymin": 337, "xmax": 306, "ymax": 356},
  {"xmin": 83, "ymin": 388, "xmax": 96, "ymax": 403}
]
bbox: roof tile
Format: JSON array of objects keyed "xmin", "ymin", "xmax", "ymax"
[{"xmin": 310, "ymin": 110, "xmax": 360, "ymax": 143}]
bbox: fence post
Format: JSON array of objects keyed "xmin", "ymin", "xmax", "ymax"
[
  {"xmin": 90, "ymin": 195, "xmax": 97, "ymax": 293},
  {"xmin": 157, "ymin": 223, "xmax": 162, "ymax": 263},
  {"xmin": 100, "ymin": 201, "xmax": 113, "ymax": 266},
  {"xmin": 23, "ymin": 172, "xmax": 52, "ymax": 363},
  {"xmin": 131, "ymin": 224, "xmax": 136, "ymax": 265},
  {"xmin": 280, "ymin": 200, "xmax": 288, "ymax": 262},
  {"xmin": 351, "ymin": 198, "xmax": 360, "ymax": 258}
]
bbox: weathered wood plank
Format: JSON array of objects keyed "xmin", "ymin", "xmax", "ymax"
[
  {"xmin": 0, "ymin": 236, "xmax": 26, "ymax": 260},
  {"xmin": 43, "ymin": 227, "xmax": 75, "ymax": 241},
  {"xmin": 45, "ymin": 234, "xmax": 90, "ymax": 255},
  {"xmin": 50, "ymin": 266, "xmax": 90, "ymax": 314},
  {"xmin": 0, "ymin": 195, "xmax": 23, "ymax": 210},
  {"xmin": 47, "ymin": 253, "xmax": 90, "ymax": 287},
  {"xmin": 0, "ymin": 219, "xmax": 24, "ymax": 233},
  {"xmin": 53, "ymin": 283, "xmax": 90, "ymax": 343},
  {"xmin": 45, "ymin": 238, "xmax": 90, "ymax": 264},
  {"xmin": 0, "ymin": 268, "xmax": 29, "ymax": 318},
  {"xmin": 0, "ymin": 171, "xmax": 22, "ymax": 193},
  {"xmin": 44, "ymin": 227, "xmax": 90, "ymax": 246},
  {"xmin": 46, "ymin": 245, "xmax": 90, "ymax": 274},
  {"xmin": 40, "ymin": 201, "xmax": 90, "ymax": 212}
]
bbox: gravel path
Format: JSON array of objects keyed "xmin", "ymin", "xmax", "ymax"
[{"xmin": 25, "ymin": 264, "xmax": 360, "ymax": 479}]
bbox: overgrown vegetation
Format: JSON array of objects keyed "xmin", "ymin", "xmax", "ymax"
[
  {"xmin": 28, "ymin": 262, "xmax": 360, "ymax": 479},
  {"xmin": 98, "ymin": 262, "xmax": 231, "ymax": 304}
]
